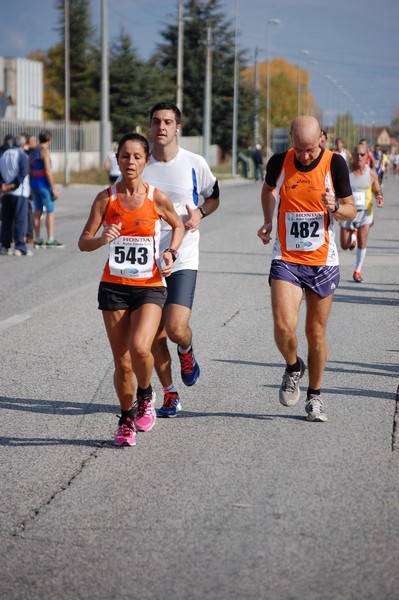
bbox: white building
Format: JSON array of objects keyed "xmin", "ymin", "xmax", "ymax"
[{"xmin": 0, "ymin": 57, "xmax": 43, "ymax": 120}]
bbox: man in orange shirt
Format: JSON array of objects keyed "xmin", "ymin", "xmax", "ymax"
[{"xmin": 257, "ymin": 116, "xmax": 356, "ymax": 422}]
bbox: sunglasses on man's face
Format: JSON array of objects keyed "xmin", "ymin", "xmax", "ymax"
[{"xmin": 355, "ymin": 152, "xmax": 366, "ymax": 157}]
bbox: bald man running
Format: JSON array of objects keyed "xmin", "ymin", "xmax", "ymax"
[{"xmin": 257, "ymin": 116, "xmax": 356, "ymax": 422}]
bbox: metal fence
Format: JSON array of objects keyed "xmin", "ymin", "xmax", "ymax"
[{"xmin": 0, "ymin": 119, "xmax": 107, "ymax": 152}]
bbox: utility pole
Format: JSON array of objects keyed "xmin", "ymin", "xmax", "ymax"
[
  {"xmin": 203, "ymin": 26, "xmax": 212, "ymax": 163},
  {"xmin": 231, "ymin": 0, "xmax": 238, "ymax": 176},
  {"xmin": 100, "ymin": 0, "xmax": 109, "ymax": 164},
  {"xmin": 64, "ymin": 0, "xmax": 70, "ymax": 186},
  {"xmin": 297, "ymin": 49, "xmax": 309, "ymax": 116},
  {"xmin": 266, "ymin": 19, "xmax": 281, "ymax": 159},
  {"xmin": 176, "ymin": 1, "xmax": 184, "ymax": 115},
  {"xmin": 254, "ymin": 46, "xmax": 259, "ymax": 144}
]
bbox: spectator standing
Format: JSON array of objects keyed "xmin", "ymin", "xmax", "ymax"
[
  {"xmin": 252, "ymin": 144, "xmax": 264, "ymax": 182},
  {"xmin": 30, "ymin": 129, "xmax": 64, "ymax": 248},
  {"xmin": 0, "ymin": 135, "xmax": 32, "ymax": 256},
  {"xmin": 24, "ymin": 134, "xmax": 38, "ymax": 243},
  {"xmin": 104, "ymin": 142, "xmax": 121, "ymax": 184},
  {"xmin": 0, "ymin": 134, "xmax": 14, "ymax": 157}
]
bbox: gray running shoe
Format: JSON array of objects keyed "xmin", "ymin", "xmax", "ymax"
[
  {"xmin": 279, "ymin": 357, "xmax": 305, "ymax": 406},
  {"xmin": 305, "ymin": 394, "xmax": 327, "ymax": 422}
]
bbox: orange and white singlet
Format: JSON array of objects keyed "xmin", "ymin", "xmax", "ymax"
[
  {"xmin": 101, "ymin": 183, "xmax": 164, "ymax": 286},
  {"xmin": 272, "ymin": 149, "xmax": 338, "ymax": 266}
]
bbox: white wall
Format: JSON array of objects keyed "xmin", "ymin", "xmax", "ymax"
[
  {"xmin": 0, "ymin": 57, "xmax": 43, "ymax": 121},
  {"xmin": 179, "ymin": 135, "xmax": 219, "ymax": 167},
  {"xmin": 51, "ymin": 151, "xmax": 100, "ymax": 173}
]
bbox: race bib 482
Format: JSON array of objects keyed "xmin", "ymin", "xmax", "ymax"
[{"xmin": 285, "ymin": 212, "xmax": 325, "ymax": 251}]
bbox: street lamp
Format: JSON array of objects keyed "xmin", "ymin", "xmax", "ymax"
[
  {"xmin": 203, "ymin": 25, "xmax": 212, "ymax": 162},
  {"xmin": 176, "ymin": 2, "xmax": 192, "ymax": 121},
  {"xmin": 100, "ymin": 0, "xmax": 109, "ymax": 164},
  {"xmin": 306, "ymin": 60, "xmax": 317, "ymax": 114},
  {"xmin": 322, "ymin": 74, "xmax": 331, "ymax": 126},
  {"xmin": 297, "ymin": 49, "xmax": 309, "ymax": 116},
  {"xmin": 266, "ymin": 18, "xmax": 281, "ymax": 159},
  {"xmin": 64, "ymin": 0, "xmax": 70, "ymax": 186},
  {"xmin": 254, "ymin": 46, "xmax": 259, "ymax": 144},
  {"xmin": 176, "ymin": 1, "xmax": 184, "ymax": 114},
  {"xmin": 328, "ymin": 76, "xmax": 338, "ymax": 138},
  {"xmin": 232, "ymin": 0, "xmax": 239, "ymax": 175}
]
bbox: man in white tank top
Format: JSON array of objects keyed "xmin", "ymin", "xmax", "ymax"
[{"xmin": 340, "ymin": 144, "xmax": 384, "ymax": 282}]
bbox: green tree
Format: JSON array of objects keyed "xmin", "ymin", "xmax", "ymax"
[
  {"xmin": 50, "ymin": 0, "xmax": 98, "ymax": 121},
  {"xmin": 109, "ymin": 29, "xmax": 145, "ymax": 138},
  {"xmin": 42, "ymin": 44, "xmax": 65, "ymax": 120},
  {"xmin": 155, "ymin": 0, "xmax": 255, "ymax": 152},
  {"xmin": 109, "ymin": 29, "xmax": 173, "ymax": 139}
]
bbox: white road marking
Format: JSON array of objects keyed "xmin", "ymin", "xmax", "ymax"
[{"xmin": 0, "ymin": 314, "xmax": 32, "ymax": 331}]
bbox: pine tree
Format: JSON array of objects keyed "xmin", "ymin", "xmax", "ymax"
[
  {"xmin": 156, "ymin": 0, "xmax": 255, "ymax": 152},
  {"xmin": 50, "ymin": 0, "xmax": 98, "ymax": 121},
  {"xmin": 108, "ymin": 29, "xmax": 174, "ymax": 139},
  {"xmin": 109, "ymin": 29, "xmax": 144, "ymax": 139}
]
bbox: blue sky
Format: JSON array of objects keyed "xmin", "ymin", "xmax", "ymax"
[{"xmin": 1, "ymin": 0, "xmax": 398, "ymax": 127}]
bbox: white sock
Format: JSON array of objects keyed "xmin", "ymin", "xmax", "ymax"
[
  {"xmin": 163, "ymin": 383, "xmax": 177, "ymax": 394},
  {"xmin": 355, "ymin": 248, "xmax": 367, "ymax": 272},
  {"xmin": 178, "ymin": 344, "xmax": 192, "ymax": 354}
]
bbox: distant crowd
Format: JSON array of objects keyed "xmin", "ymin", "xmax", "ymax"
[
  {"xmin": 320, "ymin": 132, "xmax": 399, "ymax": 184},
  {"xmin": 0, "ymin": 130, "xmax": 64, "ymax": 257}
]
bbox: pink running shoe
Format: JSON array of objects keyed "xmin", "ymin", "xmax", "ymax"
[
  {"xmin": 134, "ymin": 392, "xmax": 156, "ymax": 432},
  {"xmin": 114, "ymin": 417, "xmax": 136, "ymax": 446}
]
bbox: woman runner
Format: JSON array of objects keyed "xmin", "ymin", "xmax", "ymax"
[{"xmin": 78, "ymin": 132, "xmax": 184, "ymax": 446}]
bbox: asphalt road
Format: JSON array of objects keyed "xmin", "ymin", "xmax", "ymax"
[{"xmin": 0, "ymin": 175, "xmax": 398, "ymax": 600}]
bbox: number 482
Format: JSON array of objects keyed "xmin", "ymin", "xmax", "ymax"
[{"xmin": 290, "ymin": 221, "xmax": 319, "ymax": 238}]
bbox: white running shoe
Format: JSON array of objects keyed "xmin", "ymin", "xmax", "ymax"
[
  {"xmin": 305, "ymin": 395, "xmax": 327, "ymax": 422},
  {"xmin": 279, "ymin": 357, "xmax": 306, "ymax": 406}
]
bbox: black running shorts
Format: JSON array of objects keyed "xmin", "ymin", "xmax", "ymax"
[{"xmin": 98, "ymin": 282, "xmax": 167, "ymax": 311}]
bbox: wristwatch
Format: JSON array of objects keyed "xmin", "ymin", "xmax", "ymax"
[
  {"xmin": 199, "ymin": 206, "xmax": 207, "ymax": 218},
  {"xmin": 331, "ymin": 199, "xmax": 340, "ymax": 213},
  {"xmin": 165, "ymin": 248, "xmax": 178, "ymax": 262}
]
